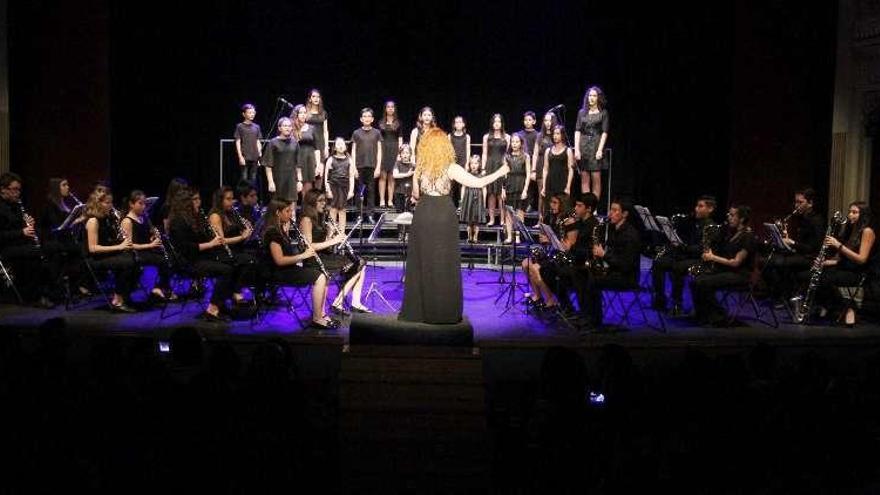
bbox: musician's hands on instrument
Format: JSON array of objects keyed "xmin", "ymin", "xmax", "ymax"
[
  {"xmin": 702, "ymin": 249, "xmax": 715, "ymax": 262},
  {"xmin": 825, "ymin": 235, "xmax": 841, "ymax": 249},
  {"xmin": 301, "ymin": 247, "xmax": 317, "ymax": 259},
  {"xmin": 592, "ymin": 245, "xmax": 605, "ymax": 258},
  {"xmin": 332, "ymin": 232, "xmax": 347, "ymax": 245},
  {"xmin": 22, "ymin": 225, "xmax": 35, "ymax": 238},
  {"xmin": 148, "ymin": 237, "xmax": 162, "ymax": 249},
  {"xmin": 242, "ymin": 225, "xmax": 254, "ymax": 240},
  {"xmin": 119, "ymin": 237, "xmax": 134, "ymax": 251}
]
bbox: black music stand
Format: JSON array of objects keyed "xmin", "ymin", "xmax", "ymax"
[
  {"xmin": 363, "ymin": 212, "xmax": 396, "ymax": 311},
  {"xmin": 497, "ymin": 205, "xmax": 533, "ymax": 315}
]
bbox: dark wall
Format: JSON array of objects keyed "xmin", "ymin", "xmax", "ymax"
[
  {"xmin": 8, "ymin": 0, "xmax": 110, "ymax": 209},
  {"xmin": 7, "ymin": 1, "xmax": 837, "ymax": 223}
]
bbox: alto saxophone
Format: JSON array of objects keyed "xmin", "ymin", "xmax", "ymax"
[
  {"xmin": 790, "ymin": 211, "xmax": 845, "ymax": 324},
  {"xmin": 687, "ymin": 223, "xmax": 721, "ymax": 277},
  {"xmin": 584, "ymin": 217, "xmax": 609, "ymax": 276}
]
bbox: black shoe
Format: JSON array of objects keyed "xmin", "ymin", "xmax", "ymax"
[
  {"xmin": 350, "ymin": 304, "xmax": 372, "ymax": 314},
  {"xmin": 331, "ymin": 303, "xmax": 350, "ymax": 316},
  {"xmin": 310, "ymin": 317, "xmax": 339, "ymax": 330},
  {"xmin": 110, "ymin": 302, "xmax": 137, "ymax": 313},
  {"xmin": 668, "ymin": 303, "xmax": 683, "ymax": 317}
]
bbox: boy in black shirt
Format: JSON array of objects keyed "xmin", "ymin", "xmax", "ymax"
[
  {"xmin": 234, "ymin": 103, "xmax": 263, "ymax": 185},
  {"xmin": 351, "ymin": 108, "xmax": 382, "ymax": 223}
]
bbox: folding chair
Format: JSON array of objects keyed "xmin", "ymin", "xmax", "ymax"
[
  {"xmin": 0, "ymin": 254, "xmax": 23, "ymax": 304},
  {"xmin": 601, "ymin": 281, "xmax": 667, "ymax": 333},
  {"xmin": 252, "ymin": 278, "xmax": 313, "ymax": 329}
]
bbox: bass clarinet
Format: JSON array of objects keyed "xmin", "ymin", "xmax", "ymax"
[{"xmin": 790, "ymin": 211, "xmax": 845, "ymax": 324}]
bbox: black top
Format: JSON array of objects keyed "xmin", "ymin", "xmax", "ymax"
[
  {"xmin": 486, "ymin": 135, "xmax": 508, "ymax": 164},
  {"xmin": 83, "ymin": 216, "xmax": 119, "ymax": 257},
  {"xmin": 678, "ymin": 217, "xmax": 716, "ymax": 259},
  {"xmin": 504, "ymin": 153, "xmax": 528, "ymax": 195},
  {"xmin": 534, "ymin": 132, "xmax": 553, "ymax": 179},
  {"xmin": 124, "ymin": 215, "xmax": 154, "ymax": 244},
  {"xmin": 717, "ymin": 228, "xmax": 755, "ymax": 274},
  {"xmin": 379, "ymin": 119, "xmax": 402, "ymax": 160},
  {"xmin": 234, "ymin": 121, "xmax": 263, "ymax": 161},
  {"xmin": 451, "ymin": 133, "xmax": 469, "ymax": 167},
  {"xmin": 575, "ymin": 109, "xmax": 610, "ymax": 138},
  {"xmin": 791, "ymin": 210, "xmax": 825, "ymax": 256},
  {"xmin": 604, "ymin": 221, "xmax": 641, "ymax": 282},
  {"xmin": 262, "ymin": 136, "xmax": 299, "ymax": 171},
  {"xmin": 263, "ymin": 225, "xmax": 298, "ymax": 260},
  {"xmin": 572, "ymin": 215, "xmax": 600, "ymax": 264},
  {"xmin": 0, "ymin": 199, "xmax": 28, "ymax": 248},
  {"xmin": 515, "ymin": 128, "xmax": 539, "ymax": 156},
  {"xmin": 169, "ymin": 216, "xmax": 227, "ymax": 262},
  {"xmin": 305, "ymin": 111, "xmax": 327, "ymax": 155},
  {"xmin": 327, "ymin": 156, "xmax": 351, "ymax": 185},
  {"xmin": 297, "ymin": 126, "xmax": 318, "ymax": 166},
  {"xmin": 38, "ymin": 201, "xmax": 72, "ymax": 242},
  {"xmin": 394, "ymin": 160, "xmax": 414, "ymax": 186},
  {"xmin": 351, "ymin": 127, "xmax": 381, "ymax": 169},
  {"xmin": 545, "ymin": 147, "xmax": 569, "ymax": 194}
]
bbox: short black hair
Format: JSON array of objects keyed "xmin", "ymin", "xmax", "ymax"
[
  {"xmin": 361, "ymin": 107, "xmax": 374, "ymax": 117},
  {"xmin": 733, "ymin": 204, "xmax": 751, "ymax": 225},
  {"xmin": 523, "ymin": 111, "xmax": 536, "ymax": 119},
  {"xmin": 236, "ymin": 180, "xmax": 257, "ymax": 199},
  {"xmin": 241, "ymin": 103, "xmax": 255, "ymax": 112},
  {"xmin": 795, "ymin": 188, "xmax": 817, "ymax": 204},
  {"xmin": 0, "ymin": 172, "xmax": 22, "ymax": 189},
  {"xmin": 697, "ymin": 195, "xmax": 717, "ymax": 209},
  {"xmin": 576, "ymin": 192, "xmax": 599, "ymax": 211}
]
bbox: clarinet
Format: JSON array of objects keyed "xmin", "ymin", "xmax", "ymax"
[
  {"xmin": 112, "ymin": 208, "xmax": 139, "ymax": 263},
  {"xmin": 149, "ymin": 225, "xmax": 173, "ymax": 268},
  {"xmin": 287, "ymin": 218, "xmax": 330, "ymax": 279},
  {"xmin": 230, "ymin": 205, "xmax": 254, "ymax": 244},
  {"xmin": 199, "ymin": 208, "xmax": 234, "ymax": 261},
  {"xmin": 325, "ymin": 215, "xmax": 364, "ymax": 273},
  {"xmin": 791, "ymin": 211, "xmax": 845, "ymax": 324},
  {"xmin": 18, "ymin": 201, "xmax": 42, "ymax": 251},
  {"xmin": 69, "ymin": 191, "xmax": 83, "ymax": 206}
]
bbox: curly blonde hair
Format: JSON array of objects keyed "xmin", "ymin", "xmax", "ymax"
[{"xmin": 416, "ymin": 127, "xmax": 455, "ymax": 179}]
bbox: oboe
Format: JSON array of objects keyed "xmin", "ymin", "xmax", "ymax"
[
  {"xmin": 200, "ymin": 208, "xmax": 234, "ymax": 261},
  {"xmin": 287, "ymin": 218, "xmax": 330, "ymax": 279}
]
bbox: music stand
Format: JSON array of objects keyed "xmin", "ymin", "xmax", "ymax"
[
  {"xmin": 54, "ymin": 204, "xmax": 86, "ymax": 233},
  {"xmin": 144, "ymin": 196, "xmax": 159, "ymax": 215},
  {"xmin": 497, "ymin": 205, "xmax": 531, "ymax": 315},
  {"xmin": 762, "ymin": 223, "xmax": 793, "ymax": 252},
  {"xmin": 363, "ymin": 212, "xmax": 396, "ymax": 311},
  {"xmin": 655, "ymin": 216, "xmax": 684, "ymax": 246}
]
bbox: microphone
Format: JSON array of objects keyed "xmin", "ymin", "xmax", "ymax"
[
  {"xmin": 279, "ymin": 97, "xmax": 294, "ymax": 108},
  {"xmin": 548, "ymin": 104, "xmax": 565, "ymax": 112}
]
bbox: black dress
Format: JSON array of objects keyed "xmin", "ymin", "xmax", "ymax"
[
  {"xmin": 400, "ymin": 171, "xmax": 463, "ymax": 324},
  {"xmin": 451, "ymin": 133, "xmax": 469, "ymax": 167},
  {"xmin": 306, "ymin": 110, "xmax": 327, "ymax": 160},
  {"xmin": 263, "ymin": 136, "xmax": 299, "ymax": 200},
  {"xmin": 262, "ymin": 226, "xmax": 321, "ymax": 286},
  {"xmin": 575, "ymin": 109, "xmax": 610, "ymax": 172},
  {"xmin": 379, "ymin": 119, "xmax": 402, "ymax": 173},
  {"xmin": 534, "ymin": 132, "xmax": 553, "ymax": 184},
  {"xmin": 302, "ymin": 215, "xmax": 357, "ymax": 278},
  {"xmin": 459, "ymin": 175, "xmax": 486, "ymax": 225},
  {"xmin": 485, "ymin": 135, "xmax": 508, "ymax": 195},
  {"xmin": 544, "ymin": 147, "xmax": 570, "ymax": 195},
  {"xmin": 297, "ymin": 126, "xmax": 319, "ymax": 182},
  {"xmin": 326, "ymin": 155, "xmax": 351, "ymax": 210},
  {"xmin": 504, "ymin": 153, "xmax": 528, "ymax": 211}
]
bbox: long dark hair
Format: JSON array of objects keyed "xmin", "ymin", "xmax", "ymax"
[
  {"xmin": 300, "ymin": 189, "xmax": 325, "ymax": 224},
  {"xmin": 210, "ymin": 186, "xmax": 234, "ymax": 227},
  {"xmin": 306, "ymin": 88, "xmax": 325, "ymax": 116},
  {"xmin": 843, "ymin": 201, "xmax": 874, "ymax": 250},
  {"xmin": 169, "ymin": 187, "xmax": 199, "ymax": 232},
  {"xmin": 488, "ymin": 113, "xmax": 506, "ymax": 136},
  {"xmin": 46, "ymin": 177, "xmax": 70, "ymax": 212},
  {"xmin": 124, "ymin": 190, "xmax": 146, "ymax": 215},
  {"xmin": 581, "ymin": 85, "xmax": 607, "ymax": 112},
  {"xmin": 379, "ymin": 100, "xmax": 400, "ymax": 132},
  {"xmin": 541, "ymin": 112, "xmax": 559, "ymax": 136},
  {"xmin": 263, "ymin": 198, "xmax": 294, "ymax": 238}
]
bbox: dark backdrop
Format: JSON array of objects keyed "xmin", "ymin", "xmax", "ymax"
[{"xmin": 9, "ymin": 0, "xmax": 837, "ymax": 225}]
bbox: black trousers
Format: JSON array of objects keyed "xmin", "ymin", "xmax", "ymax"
[
  {"xmin": 795, "ymin": 266, "xmax": 865, "ymax": 310},
  {"xmin": 193, "ymin": 258, "xmax": 235, "ymax": 306},
  {"xmin": 240, "ymin": 159, "xmax": 259, "ymax": 183},
  {"xmin": 137, "ymin": 250, "xmax": 172, "ymax": 290},
  {"xmin": 88, "ymin": 253, "xmax": 140, "ymax": 298},
  {"xmin": 575, "ymin": 270, "xmax": 638, "ymax": 326},
  {"xmin": 355, "ymin": 168, "xmax": 376, "ymax": 215},
  {"xmin": 692, "ymin": 271, "xmax": 749, "ymax": 323},
  {"xmin": 763, "ymin": 252, "xmax": 811, "ymax": 300},
  {"xmin": 0, "ymin": 244, "xmax": 55, "ymax": 302},
  {"xmin": 651, "ymin": 254, "xmax": 699, "ymax": 305}
]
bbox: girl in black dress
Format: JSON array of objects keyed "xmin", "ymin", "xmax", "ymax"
[
  {"xmin": 459, "ymin": 155, "xmax": 487, "ymax": 244},
  {"xmin": 501, "ymin": 134, "xmax": 531, "ymax": 244},
  {"xmin": 399, "ymin": 128, "xmax": 509, "ymax": 324},
  {"xmin": 261, "ymin": 198, "xmax": 335, "ymax": 329},
  {"xmin": 532, "ymin": 112, "xmax": 557, "ymax": 217},
  {"xmin": 305, "ymin": 88, "xmax": 330, "ymax": 162},
  {"xmin": 449, "ymin": 116, "xmax": 470, "ymax": 207},
  {"xmin": 324, "ymin": 137, "xmax": 356, "ymax": 231},
  {"xmin": 168, "ymin": 187, "xmax": 236, "ymax": 322},
  {"xmin": 209, "ymin": 186, "xmax": 257, "ymax": 306},
  {"xmin": 39, "ymin": 177, "xmax": 87, "ymax": 295},
  {"xmin": 481, "ymin": 114, "xmax": 510, "ymax": 227},
  {"xmin": 521, "ymin": 193, "xmax": 575, "ymax": 310},
  {"xmin": 292, "ymin": 104, "xmax": 322, "ymax": 201},
  {"xmin": 574, "ymin": 86, "xmax": 610, "ymax": 201},
  {"xmin": 120, "ymin": 190, "xmax": 174, "ymax": 302},
  {"xmin": 392, "ymin": 144, "xmax": 416, "ymax": 213},
  {"xmin": 264, "ymin": 117, "xmax": 302, "ymax": 204},
  {"xmin": 300, "ymin": 190, "xmax": 370, "ymax": 314},
  {"xmin": 379, "ymin": 100, "xmax": 403, "ymax": 208},
  {"xmin": 541, "ymin": 125, "xmax": 574, "ymax": 213},
  {"xmin": 409, "ymin": 106, "xmax": 436, "ymax": 164},
  {"xmin": 83, "ymin": 190, "xmax": 139, "ymax": 313}
]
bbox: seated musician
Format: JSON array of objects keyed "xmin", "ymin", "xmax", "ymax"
[
  {"xmin": 0, "ymin": 172, "xmax": 56, "ymax": 308},
  {"xmin": 764, "ymin": 188, "xmax": 825, "ymax": 303},
  {"xmin": 522, "ymin": 192, "xmax": 576, "ymax": 311},
  {"xmin": 651, "ymin": 195, "xmax": 717, "ymax": 315},
  {"xmin": 209, "ymin": 185, "xmax": 258, "ymax": 296},
  {"xmin": 235, "ymin": 180, "xmax": 263, "ymax": 252},
  {"xmin": 261, "ymin": 198, "xmax": 337, "ymax": 330},
  {"xmin": 39, "ymin": 177, "xmax": 88, "ymax": 298},
  {"xmin": 167, "ymin": 187, "xmax": 237, "ymax": 322},
  {"xmin": 691, "ymin": 205, "xmax": 755, "ymax": 326},
  {"xmin": 800, "ymin": 200, "xmax": 876, "ymax": 327},
  {"xmin": 543, "ymin": 193, "xmax": 599, "ymax": 314},
  {"xmin": 299, "ymin": 190, "xmax": 370, "ymax": 315},
  {"xmin": 578, "ymin": 199, "xmax": 642, "ymax": 328},
  {"xmin": 120, "ymin": 190, "xmax": 175, "ymax": 302},
  {"xmin": 83, "ymin": 189, "xmax": 140, "ymax": 313}
]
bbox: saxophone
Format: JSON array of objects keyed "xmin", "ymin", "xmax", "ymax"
[
  {"xmin": 687, "ymin": 222, "xmax": 721, "ymax": 277},
  {"xmin": 584, "ymin": 217, "xmax": 609, "ymax": 276},
  {"xmin": 790, "ymin": 211, "xmax": 845, "ymax": 324}
]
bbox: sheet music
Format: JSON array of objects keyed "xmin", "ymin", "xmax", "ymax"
[
  {"xmin": 144, "ymin": 196, "xmax": 159, "ymax": 213},
  {"xmin": 634, "ymin": 205, "xmax": 661, "ymax": 232},
  {"xmin": 54, "ymin": 204, "xmax": 86, "ymax": 231},
  {"xmin": 367, "ymin": 212, "xmax": 388, "ymax": 242},
  {"xmin": 538, "ymin": 223, "xmax": 565, "ymax": 251},
  {"xmin": 655, "ymin": 216, "xmax": 684, "ymax": 245},
  {"xmin": 762, "ymin": 223, "xmax": 794, "ymax": 252}
]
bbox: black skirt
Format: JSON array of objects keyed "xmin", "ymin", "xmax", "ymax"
[{"xmin": 399, "ymin": 195, "xmax": 463, "ymax": 324}]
